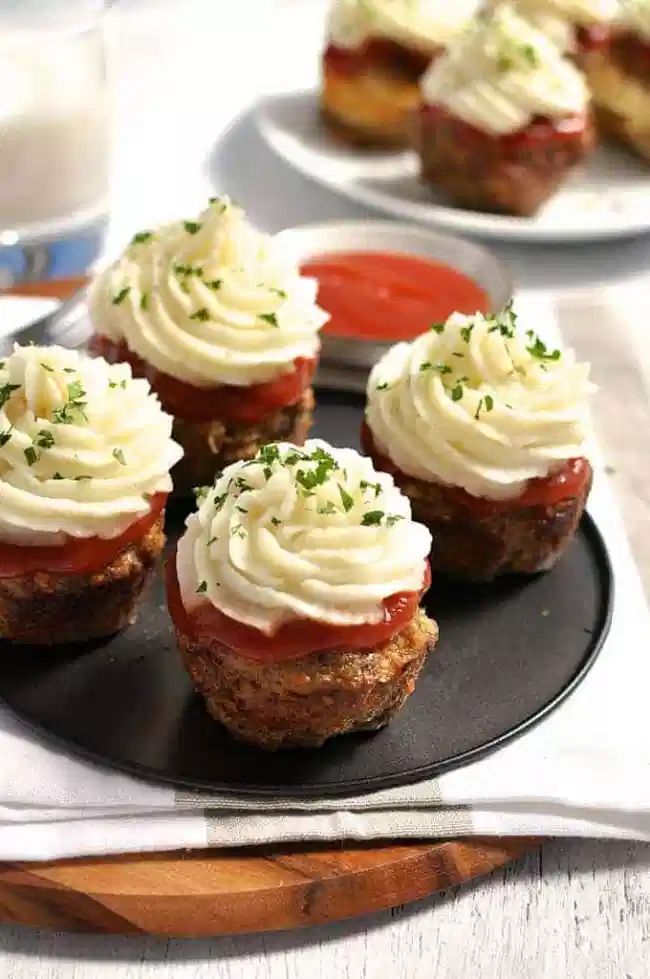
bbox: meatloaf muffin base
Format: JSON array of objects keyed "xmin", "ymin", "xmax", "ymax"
[
  {"xmin": 322, "ymin": 62, "xmax": 421, "ymax": 147},
  {"xmin": 0, "ymin": 517, "xmax": 164, "ymax": 646},
  {"xmin": 393, "ymin": 468, "xmax": 592, "ymax": 582},
  {"xmin": 172, "ymin": 387, "xmax": 314, "ymax": 494},
  {"xmin": 176, "ymin": 610, "xmax": 438, "ymax": 750},
  {"xmin": 418, "ymin": 108, "xmax": 596, "ymax": 216}
]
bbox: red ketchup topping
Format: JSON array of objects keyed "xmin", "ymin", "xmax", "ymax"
[
  {"xmin": 0, "ymin": 492, "xmax": 167, "ymax": 578},
  {"xmin": 166, "ymin": 555, "xmax": 431, "ymax": 663},
  {"xmin": 361, "ymin": 423, "xmax": 591, "ymax": 516},
  {"xmin": 324, "ymin": 40, "xmax": 434, "ymax": 80},
  {"xmin": 301, "ymin": 252, "xmax": 489, "ymax": 343},
  {"xmin": 89, "ymin": 336, "xmax": 315, "ymax": 425},
  {"xmin": 420, "ymin": 102, "xmax": 588, "ymax": 152}
]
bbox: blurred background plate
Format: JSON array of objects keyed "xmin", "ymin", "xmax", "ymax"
[{"xmin": 257, "ymin": 0, "xmax": 650, "ymax": 244}]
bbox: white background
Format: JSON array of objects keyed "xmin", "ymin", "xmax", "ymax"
[{"xmin": 1, "ymin": 1, "xmax": 649, "ymax": 976}]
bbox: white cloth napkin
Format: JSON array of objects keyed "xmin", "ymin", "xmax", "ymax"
[{"xmin": 0, "ymin": 291, "xmax": 648, "ymax": 861}]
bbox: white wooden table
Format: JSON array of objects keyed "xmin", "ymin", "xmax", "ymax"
[{"xmin": 1, "ymin": 2, "xmax": 649, "ymax": 975}]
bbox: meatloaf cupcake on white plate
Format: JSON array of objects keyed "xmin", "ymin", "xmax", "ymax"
[
  {"xmin": 0, "ymin": 344, "xmax": 181, "ymax": 644},
  {"xmin": 364, "ymin": 303, "xmax": 594, "ymax": 581},
  {"xmin": 167, "ymin": 439, "xmax": 436, "ymax": 750},
  {"xmin": 418, "ymin": 4, "xmax": 595, "ymax": 215},
  {"xmin": 322, "ymin": 0, "xmax": 481, "ymax": 146},
  {"xmin": 585, "ymin": 0, "xmax": 650, "ymax": 162},
  {"xmin": 88, "ymin": 197, "xmax": 328, "ymax": 492}
]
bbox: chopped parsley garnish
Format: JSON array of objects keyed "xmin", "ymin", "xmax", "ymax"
[
  {"xmin": 451, "ymin": 384, "xmax": 464, "ymax": 402},
  {"xmin": 113, "ymin": 448, "xmax": 126, "ymax": 465},
  {"xmin": 0, "ymin": 383, "xmax": 20, "ymax": 409},
  {"xmin": 193, "ymin": 485, "xmax": 209, "ymax": 503},
  {"xmin": 360, "ymin": 479, "xmax": 381, "ymax": 498},
  {"xmin": 36, "ymin": 429, "xmax": 54, "ymax": 449},
  {"xmin": 259, "ymin": 312, "xmax": 278, "ymax": 327},
  {"xmin": 337, "ymin": 484, "xmax": 354, "ymax": 512},
  {"xmin": 431, "ymin": 322, "xmax": 445, "ymax": 334},
  {"xmin": 271, "ymin": 288, "xmax": 287, "ymax": 300},
  {"xmin": 52, "ymin": 472, "xmax": 64, "ymax": 480},
  {"xmin": 74, "ymin": 474, "xmax": 92, "ymax": 481},
  {"xmin": 485, "ymin": 394, "xmax": 494, "ymax": 412},
  {"xmin": 386, "ymin": 514, "xmax": 404, "ymax": 527},
  {"xmin": 174, "ymin": 264, "xmax": 204, "ymax": 278},
  {"xmin": 196, "ymin": 580, "xmax": 208, "ymax": 594},
  {"xmin": 296, "ymin": 450, "xmax": 338, "ymax": 493},
  {"xmin": 183, "ymin": 221, "xmax": 202, "ymax": 235},
  {"xmin": 497, "ymin": 53, "xmax": 514, "ymax": 73},
  {"xmin": 521, "ymin": 43, "xmax": 539, "ymax": 67},
  {"xmin": 207, "ymin": 536, "xmax": 218, "ymax": 546},
  {"xmin": 108, "ymin": 379, "xmax": 128, "ymax": 390},
  {"xmin": 190, "ymin": 308, "xmax": 210, "ymax": 322},
  {"xmin": 131, "ymin": 231, "xmax": 152, "ymax": 245},
  {"xmin": 361, "ymin": 510, "xmax": 384, "ymax": 527},
  {"xmin": 52, "ymin": 380, "xmax": 88, "ymax": 425},
  {"xmin": 24, "ymin": 446, "xmax": 39, "ymax": 466},
  {"xmin": 231, "ymin": 523, "xmax": 246, "ymax": 539},
  {"xmin": 141, "ymin": 293, "xmax": 149, "ymax": 310},
  {"xmin": 271, "ymin": 516, "xmax": 282, "ymax": 527},
  {"xmin": 318, "ymin": 500, "xmax": 336, "ymax": 516},
  {"xmin": 376, "ymin": 381, "xmax": 390, "ymax": 391},
  {"xmin": 206, "ymin": 279, "xmax": 222, "ymax": 291},
  {"xmin": 214, "ymin": 492, "xmax": 228, "ymax": 511},
  {"xmin": 40, "ymin": 362, "xmax": 54, "ymax": 372},
  {"xmin": 258, "ymin": 443, "xmax": 281, "ymax": 467},
  {"xmin": 460, "ymin": 324, "xmax": 474, "ymax": 344},
  {"xmin": 452, "ymin": 352, "xmax": 465, "ymax": 359},
  {"xmin": 112, "ymin": 287, "xmax": 130, "ymax": 306},
  {"xmin": 0, "ymin": 427, "xmax": 12, "ymax": 447},
  {"xmin": 526, "ymin": 336, "xmax": 561, "ymax": 362}
]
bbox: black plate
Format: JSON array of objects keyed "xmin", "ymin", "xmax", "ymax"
[{"xmin": 0, "ymin": 390, "xmax": 613, "ymax": 798}]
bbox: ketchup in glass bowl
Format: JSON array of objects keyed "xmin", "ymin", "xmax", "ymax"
[{"xmin": 278, "ymin": 220, "xmax": 511, "ymax": 375}]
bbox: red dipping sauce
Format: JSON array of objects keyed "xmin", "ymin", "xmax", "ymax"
[{"xmin": 300, "ymin": 251, "xmax": 489, "ymax": 342}]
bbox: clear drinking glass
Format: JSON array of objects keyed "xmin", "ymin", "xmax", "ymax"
[{"xmin": 0, "ymin": 0, "xmax": 109, "ymax": 282}]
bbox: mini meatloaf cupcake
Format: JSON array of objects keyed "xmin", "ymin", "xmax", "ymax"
[
  {"xmin": 0, "ymin": 345, "xmax": 181, "ymax": 644},
  {"xmin": 323, "ymin": 0, "xmax": 480, "ymax": 146},
  {"xmin": 418, "ymin": 4, "xmax": 595, "ymax": 216},
  {"xmin": 585, "ymin": 0, "xmax": 650, "ymax": 162},
  {"xmin": 88, "ymin": 197, "xmax": 328, "ymax": 492},
  {"xmin": 510, "ymin": 0, "xmax": 617, "ymax": 64},
  {"xmin": 364, "ymin": 304, "xmax": 594, "ymax": 581},
  {"xmin": 168, "ymin": 439, "xmax": 436, "ymax": 749}
]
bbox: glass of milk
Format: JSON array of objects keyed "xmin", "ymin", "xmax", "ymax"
[{"xmin": 0, "ymin": 0, "xmax": 109, "ymax": 278}]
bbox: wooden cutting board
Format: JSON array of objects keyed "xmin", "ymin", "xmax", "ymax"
[{"xmin": 0, "ymin": 279, "xmax": 535, "ymax": 936}]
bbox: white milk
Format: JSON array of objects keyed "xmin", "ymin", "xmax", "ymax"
[{"xmin": 0, "ymin": 7, "xmax": 109, "ymax": 237}]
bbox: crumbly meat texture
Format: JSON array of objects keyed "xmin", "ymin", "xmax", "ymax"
[
  {"xmin": 0, "ymin": 518, "xmax": 164, "ymax": 645},
  {"xmin": 418, "ymin": 108, "xmax": 596, "ymax": 216},
  {"xmin": 172, "ymin": 387, "xmax": 314, "ymax": 494},
  {"xmin": 585, "ymin": 41, "xmax": 650, "ymax": 163},
  {"xmin": 176, "ymin": 610, "xmax": 438, "ymax": 750},
  {"xmin": 321, "ymin": 61, "xmax": 422, "ymax": 147},
  {"xmin": 397, "ymin": 469, "xmax": 592, "ymax": 581}
]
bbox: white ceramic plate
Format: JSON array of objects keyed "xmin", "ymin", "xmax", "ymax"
[{"xmin": 256, "ymin": 0, "xmax": 650, "ymax": 244}]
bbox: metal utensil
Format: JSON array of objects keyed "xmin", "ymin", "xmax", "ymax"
[{"xmin": 0, "ymin": 285, "xmax": 89, "ymax": 356}]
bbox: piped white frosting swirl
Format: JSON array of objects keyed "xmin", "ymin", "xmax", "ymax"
[
  {"xmin": 176, "ymin": 439, "xmax": 431, "ymax": 635},
  {"xmin": 88, "ymin": 198, "xmax": 328, "ymax": 389},
  {"xmin": 0, "ymin": 345, "xmax": 182, "ymax": 546},
  {"xmin": 420, "ymin": 4, "xmax": 590, "ymax": 135},
  {"xmin": 366, "ymin": 306, "xmax": 593, "ymax": 501},
  {"xmin": 327, "ymin": 0, "xmax": 482, "ymax": 52},
  {"xmin": 513, "ymin": 0, "xmax": 618, "ymax": 51}
]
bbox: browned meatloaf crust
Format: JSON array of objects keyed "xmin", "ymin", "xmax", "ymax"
[
  {"xmin": 0, "ymin": 518, "xmax": 164, "ymax": 645},
  {"xmin": 395, "ymin": 470, "xmax": 592, "ymax": 582},
  {"xmin": 176, "ymin": 610, "xmax": 438, "ymax": 750},
  {"xmin": 321, "ymin": 62, "xmax": 423, "ymax": 147},
  {"xmin": 418, "ymin": 108, "xmax": 596, "ymax": 216},
  {"xmin": 172, "ymin": 387, "xmax": 314, "ymax": 494}
]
